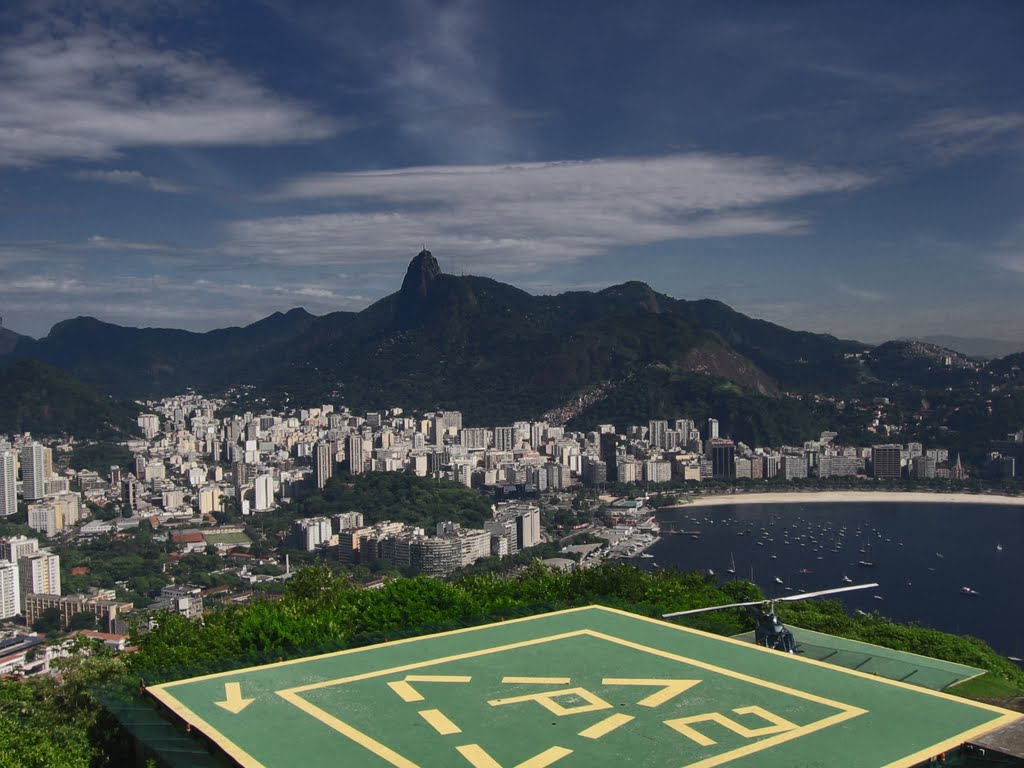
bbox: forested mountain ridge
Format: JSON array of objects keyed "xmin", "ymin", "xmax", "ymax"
[
  {"xmin": 1, "ymin": 250, "xmax": 1014, "ymax": 439},
  {"xmin": 0, "ymin": 359, "xmax": 139, "ymax": 438}
]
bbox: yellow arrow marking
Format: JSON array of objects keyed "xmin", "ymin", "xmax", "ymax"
[
  {"xmin": 388, "ymin": 675, "xmax": 472, "ymax": 702},
  {"xmin": 602, "ymin": 678, "xmax": 702, "ymax": 707},
  {"xmin": 215, "ymin": 682, "xmax": 254, "ymax": 714}
]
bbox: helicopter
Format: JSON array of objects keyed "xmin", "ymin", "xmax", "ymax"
[{"xmin": 662, "ymin": 583, "xmax": 879, "ymax": 653}]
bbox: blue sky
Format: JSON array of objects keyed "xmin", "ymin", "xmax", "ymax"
[{"xmin": 0, "ymin": 0, "xmax": 1022, "ymax": 342}]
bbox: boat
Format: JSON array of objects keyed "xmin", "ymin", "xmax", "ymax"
[
  {"xmin": 726, "ymin": 553, "xmax": 736, "ymax": 575},
  {"xmin": 798, "ymin": 568, "xmax": 813, "ymax": 575},
  {"xmin": 935, "ymin": 552, "xmax": 944, "ymax": 559},
  {"xmin": 960, "ymin": 586, "xmax": 980, "ymax": 596},
  {"xmin": 773, "ymin": 576, "xmax": 784, "ymax": 585},
  {"xmin": 841, "ymin": 573, "xmax": 853, "ymax": 584},
  {"xmin": 997, "ymin": 543, "xmax": 1004, "ymax": 552},
  {"xmin": 873, "ymin": 595, "xmax": 884, "ymax": 601},
  {"xmin": 639, "ymin": 552, "xmax": 654, "ymax": 559},
  {"xmin": 706, "ymin": 568, "xmax": 715, "ymax": 577},
  {"xmin": 857, "ymin": 560, "xmax": 875, "ymax": 567}
]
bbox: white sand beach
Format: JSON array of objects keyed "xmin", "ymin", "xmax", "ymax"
[{"xmin": 680, "ymin": 491, "xmax": 1024, "ymax": 508}]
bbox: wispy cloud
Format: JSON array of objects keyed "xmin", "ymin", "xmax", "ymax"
[
  {"xmin": 233, "ymin": 153, "xmax": 871, "ymax": 269},
  {"xmin": 0, "ymin": 24, "xmax": 339, "ymax": 166},
  {"xmin": 836, "ymin": 283, "xmax": 888, "ymax": 303},
  {"xmin": 909, "ymin": 109, "xmax": 1024, "ymax": 160},
  {"xmin": 382, "ymin": 0, "xmax": 522, "ymax": 162},
  {"xmin": 798, "ymin": 62, "xmax": 929, "ymax": 94},
  {"xmin": 70, "ymin": 168, "xmax": 188, "ymax": 193},
  {"xmin": 268, "ymin": 0, "xmax": 531, "ymax": 163}
]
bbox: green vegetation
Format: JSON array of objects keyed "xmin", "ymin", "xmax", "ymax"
[
  {"xmin": 0, "ymin": 359, "xmax": 139, "ymax": 439},
  {"xmin": 57, "ymin": 533, "xmax": 170, "ymax": 606},
  {"xmin": 2, "ymin": 563, "xmax": 1020, "ymax": 766},
  {"xmin": 253, "ymin": 471, "xmax": 494, "ymax": 535},
  {"xmin": 122, "ymin": 564, "xmax": 1024, "ymax": 699},
  {"xmin": 125, "ymin": 564, "xmax": 749, "ymax": 679},
  {"xmin": 0, "ymin": 639, "xmax": 130, "ymax": 768},
  {"xmin": 68, "ymin": 442, "xmax": 133, "ymax": 474},
  {"xmin": 949, "ymin": 672, "xmax": 1024, "ymax": 702}
]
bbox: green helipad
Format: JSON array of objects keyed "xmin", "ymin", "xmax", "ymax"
[{"xmin": 147, "ymin": 606, "xmax": 1020, "ymax": 768}]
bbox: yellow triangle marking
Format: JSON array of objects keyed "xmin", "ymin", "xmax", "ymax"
[
  {"xmin": 456, "ymin": 744, "xmax": 572, "ymax": 768},
  {"xmin": 388, "ymin": 675, "xmax": 473, "ymax": 702}
]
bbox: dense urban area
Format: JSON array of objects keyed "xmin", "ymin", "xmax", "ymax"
[{"xmin": 3, "ymin": 390, "xmax": 1024, "ymax": 666}]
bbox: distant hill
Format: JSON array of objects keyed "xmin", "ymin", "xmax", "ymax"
[
  {"xmin": 0, "ymin": 359, "xmax": 139, "ymax": 439},
  {"xmin": 0, "ymin": 324, "xmax": 30, "ymax": 357},
  {"xmin": 1, "ymin": 308, "xmax": 320, "ymax": 398},
  {"xmin": 916, "ymin": 335, "xmax": 1024, "ymax": 360},
  {"xmin": 1, "ymin": 249, "xmax": 983, "ymax": 430}
]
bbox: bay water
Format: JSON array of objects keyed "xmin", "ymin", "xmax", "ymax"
[{"xmin": 638, "ymin": 502, "xmax": 1024, "ymax": 659}]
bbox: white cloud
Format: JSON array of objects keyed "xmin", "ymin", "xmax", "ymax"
[
  {"xmin": 836, "ymin": 283, "xmax": 888, "ymax": 303},
  {"xmin": 0, "ymin": 25, "xmax": 339, "ymax": 166},
  {"xmin": 232, "ymin": 154, "xmax": 870, "ymax": 268},
  {"xmin": 361, "ymin": 0, "xmax": 529, "ymax": 163},
  {"xmin": 909, "ymin": 109, "xmax": 1024, "ymax": 160},
  {"xmin": 70, "ymin": 168, "xmax": 187, "ymax": 193}
]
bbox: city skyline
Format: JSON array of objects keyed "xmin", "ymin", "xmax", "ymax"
[{"xmin": 0, "ymin": 1, "xmax": 1022, "ymax": 342}]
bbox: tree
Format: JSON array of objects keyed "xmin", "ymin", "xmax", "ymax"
[
  {"xmin": 32, "ymin": 607, "xmax": 63, "ymax": 634},
  {"xmin": 68, "ymin": 612, "xmax": 98, "ymax": 631}
]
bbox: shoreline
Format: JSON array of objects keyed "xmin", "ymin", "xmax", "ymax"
[{"xmin": 673, "ymin": 490, "xmax": 1024, "ymax": 509}]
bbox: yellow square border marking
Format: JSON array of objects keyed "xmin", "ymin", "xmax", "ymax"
[
  {"xmin": 145, "ymin": 605, "xmax": 1022, "ymax": 768},
  {"xmin": 273, "ymin": 628, "xmax": 865, "ymax": 768}
]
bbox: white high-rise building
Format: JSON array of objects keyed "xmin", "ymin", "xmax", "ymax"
[
  {"xmin": 138, "ymin": 414, "xmax": 161, "ymax": 439},
  {"xmin": 20, "ymin": 443, "xmax": 48, "ymax": 501},
  {"xmin": 648, "ymin": 420, "xmax": 669, "ymax": 449},
  {"xmin": 0, "ymin": 535, "xmax": 39, "ymax": 563},
  {"xmin": 346, "ymin": 435, "xmax": 365, "ymax": 475},
  {"xmin": 0, "ymin": 561, "xmax": 20, "ymax": 619},
  {"xmin": 0, "ymin": 449, "xmax": 17, "ymax": 517},
  {"xmin": 254, "ymin": 474, "xmax": 275, "ymax": 511},
  {"xmin": 18, "ymin": 551, "xmax": 60, "ymax": 602},
  {"xmin": 493, "ymin": 427, "xmax": 515, "ymax": 452},
  {"xmin": 26, "ymin": 503, "xmax": 60, "ymax": 538},
  {"xmin": 198, "ymin": 486, "xmax": 222, "ymax": 515},
  {"xmin": 707, "ymin": 418, "xmax": 720, "ymax": 441},
  {"xmin": 315, "ymin": 442, "xmax": 334, "ymax": 490}
]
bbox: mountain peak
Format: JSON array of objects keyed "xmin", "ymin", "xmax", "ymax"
[
  {"xmin": 396, "ymin": 249, "xmax": 443, "ymax": 328},
  {"xmin": 401, "ymin": 249, "xmax": 442, "ymax": 298}
]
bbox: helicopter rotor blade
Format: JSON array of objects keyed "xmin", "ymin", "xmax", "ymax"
[
  {"xmin": 661, "ymin": 583, "xmax": 879, "ymax": 618},
  {"xmin": 663, "ymin": 599, "xmax": 766, "ymax": 618},
  {"xmin": 776, "ymin": 583, "xmax": 878, "ymax": 602}
]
